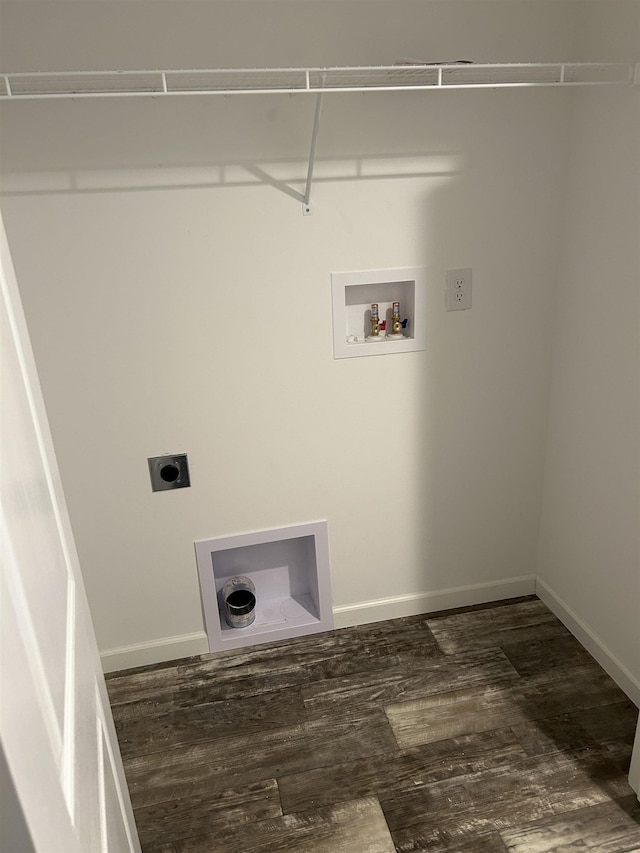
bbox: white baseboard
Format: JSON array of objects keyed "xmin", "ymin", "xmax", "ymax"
[
  {"xmin": 102, "ymin": 575, "xmax": 639, "ymax": 712},
  {"xmin": 100, "ymin": 577, "xmax": 536, "ymax": 672},
  {"xmin": 332, "ymin": 575, "xmax": 537, "ymax": 629},
  {"xmin": 101, "ymin": 630, "xmax": 209, "ymax": 673},
  {"xmin": 630, "ymin": 725, "xmax": 640, "ymax": 798},
  {"xmin": 536, "ymin": 577, "xmax": 640, "ymax": 707}
]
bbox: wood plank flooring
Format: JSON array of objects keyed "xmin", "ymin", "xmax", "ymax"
[{"xmin": 106, "ymin": 596, "xmax": 640, "ymax": 852}]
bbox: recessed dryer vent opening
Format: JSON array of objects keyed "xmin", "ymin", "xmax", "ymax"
[
  {"xmin": 222, "ymin": 576, "xmax": 256, "ymax": 628},
  {"xmin": 195, "ymin": 521, "xmax": 333, "ymax": 652}
]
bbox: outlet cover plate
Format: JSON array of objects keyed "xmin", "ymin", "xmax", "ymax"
[
  {"xmin": 446, "ymin": 268, "xmax": 472, "ymax": 311},
  {"xmin": 148, "ymin": 454, "xmax": 190, "ymax": 491}
]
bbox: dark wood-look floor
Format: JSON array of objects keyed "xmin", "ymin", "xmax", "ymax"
[{"xmin": 106, "ymin": 597, "xmax": 640, "ymax": 852}]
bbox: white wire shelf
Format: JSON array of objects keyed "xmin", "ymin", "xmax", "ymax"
[{"xmin": 1, "ymin": 62, "xmax": 638, "ymax": 99}]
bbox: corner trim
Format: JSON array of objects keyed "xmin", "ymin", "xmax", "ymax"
[{"xmin": 536, "ymin": 577, "xmax": 640, "ymax": 707}]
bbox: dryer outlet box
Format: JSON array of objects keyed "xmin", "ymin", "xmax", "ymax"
[{"xmin": 148, "ymin": 454, "xmax": 191, "ymax": 491}]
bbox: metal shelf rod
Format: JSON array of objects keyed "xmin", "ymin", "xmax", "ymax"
[
  {"xmin": 0, "ymin": 62, "xmax": 636, "ymax": 100},
  {"xmin": 304, "ymin": 92, "xmax": 324, "ymax": 210},
  {"xmin": 2, "ymin": 62, "xmax": 636, "ymax": 209},
  {"xmin": 0, "ymin": 81, "xmax": 633, "ymax": 100}
]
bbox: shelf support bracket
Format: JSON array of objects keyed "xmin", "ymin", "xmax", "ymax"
[{"xmin": 302, "ymin": 89, "xmax": 324, "ymax": 214}]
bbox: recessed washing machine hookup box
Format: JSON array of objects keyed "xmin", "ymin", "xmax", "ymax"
[
  {"xmin": 331, "ymin": 266, "xmax": 427, "ymax": 359},
  {"xmin": 194, "ymin": 521, "xmax": 333, "ymax": 652}
]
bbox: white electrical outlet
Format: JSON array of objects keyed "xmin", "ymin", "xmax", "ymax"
[{"xmin": 446, "ymin": 268, "xmax": 472, "ymax": 311}]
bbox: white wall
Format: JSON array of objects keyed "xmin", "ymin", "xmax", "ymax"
[
  {"xmin": 0, "ymin": 0, "xmax": 583, "ymax": 72},
  {"xmin": 0, "ymin": 1, "xmax": 634, "ymax": 673},
  {"xmin": 537, "ymin": 1, "xmax": 640, "ymax": 703}
]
